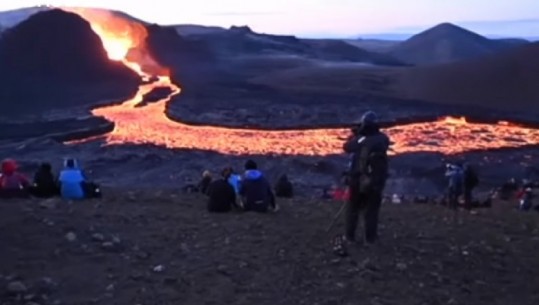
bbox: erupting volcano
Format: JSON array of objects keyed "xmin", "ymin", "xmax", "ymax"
[{"xmin": 66, "ymin": 8, "xmax": 539, "ymax": 156}]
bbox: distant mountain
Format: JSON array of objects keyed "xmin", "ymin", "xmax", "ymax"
[
  {"xmin": 457, "ymin": 19, "xmax": 539, "ymax": 40},
  {"xmin": 355, "ymin": 33, "xmax": 412, "ymax": 41},
  {"xmin": 183, "ymin": 25, "xmax": 405, "ymax": 66},
  {"xmin": 389, "ymin": 23, "xmax": 527, "ymax": 65},
  {"xmin": 172, "ymin": 24, "xmax": 226, "ymax": 36},
  {"xmin": 304, "ymin": 39, "xmax": 404, "ymax": 66},
  {"xmin": 494, "ymin": 38, "xmax": 530, "ymax": 47}
]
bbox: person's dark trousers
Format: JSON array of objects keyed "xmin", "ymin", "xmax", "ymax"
[
  {"xmin": 345, "ymin": 180, "xmax": 382, "ymax": 243},
  {"xmin": 463, "ymin": 187, "xmax": 473, "ymax": 210},
  {"xmin": 448, "ymin": 189, "xmax": 459, "ymax": 210}
]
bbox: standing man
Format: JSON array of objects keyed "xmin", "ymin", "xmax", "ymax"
[{"xmin": 343, "ymin": 111, "xmax": 390, "ymax": 245}]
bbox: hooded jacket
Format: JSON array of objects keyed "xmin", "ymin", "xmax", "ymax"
[
  {"xmin": 275, "ymin": 175, "xmax": 293, "ymax": 198},
  {"xmin": 33, "ymin": 163, "xmax": 58, "ymax": 197},
  {"xmin": 0, "ymin": 159, "xmax": 29, "ymax": 190},
  {"xmin": 343, "ymin": 123, "xmax": 390, "ymax": 192},
  {"xmin": 239, "ymin": 170, "xmax": 275, "ymax": 212},
  {"xmin": 59, "ymin": 159, "xmax": 85, "ymax": 199},
  {"xmin": 207, "ymin": 178, "xmax": 237, "ymax": 212}
]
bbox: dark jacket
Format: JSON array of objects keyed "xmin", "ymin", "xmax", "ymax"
[
  {"xmin": 32, "ymin": 166, "xmax": 59, "ymax": 198},
  {"xmin": 207, "ymin": 179, "xmax": 237, "ymax": 213},
  {"xmin": 275, "ymin": 175, "xmax": 293, "ymax": 198},
  {"xmin": 240, "ymin": 170, "xmax": 275, "ymax": 212},
  {"xmin": 343, "ymin": 124, "xmax": 390, "ymax": 193}
]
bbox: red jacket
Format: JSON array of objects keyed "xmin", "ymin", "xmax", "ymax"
[{"xmin": 0, "ymin": 159, "xmax": 29, "ymax": 189}]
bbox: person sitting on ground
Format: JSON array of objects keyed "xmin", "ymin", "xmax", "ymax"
[
  {"xmin": 499, "ymin": 178, "xmax": 518, "ymax": 200},
  {"xmin": 274, "ymin": 174, "xmax": 293, "ymax": 198},
  {"xmin": 197, "ymin": 170, "xmax": 212, "ymax": 195},
  {"xmin": 59, "ymin": 158, "xmax": 87, "ymax": 200},
  {"xmin": 0, "ymin": 158, "xmax": 30, "ymax": 198},
  {"xmin": 30, "ymin": 162, "xmax": 59, "ymax": 198},
  {"xmin": 517, "ymin": 182, "xmax": 534, "ymax": 211},
  {"xmin": 239, "ymin": 160, "xmax": 277, "ymax": 213},
  {"xmin": 206, "ymin": 168, "xmax": 239, "ymax": 213}
]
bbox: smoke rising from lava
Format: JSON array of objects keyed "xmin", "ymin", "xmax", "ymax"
[{"xmin": 66, "ymin": 8, "xmax": 539, "ymax": 156}]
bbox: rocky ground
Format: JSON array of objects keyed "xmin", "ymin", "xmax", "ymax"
[{"xmin": 1, "ymin": 190, "xmax": 538, "ymax": 305}]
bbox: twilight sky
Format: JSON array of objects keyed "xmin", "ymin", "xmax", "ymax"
[{"xmin": 1, "ymin": 0, "xmax": 538, "ymax": 37}]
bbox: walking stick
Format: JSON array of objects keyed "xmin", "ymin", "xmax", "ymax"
[{"xmin": 325, "ymin": 200, "xmax": 348, "ymax": 233}]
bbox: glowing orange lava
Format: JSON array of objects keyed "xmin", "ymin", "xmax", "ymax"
[{"xmin": 68, "ymin": 8, "xmax": 539, "ymax": 156}]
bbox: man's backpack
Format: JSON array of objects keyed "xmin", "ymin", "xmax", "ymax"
[{"xmin": 358, "ymin": 135, "xmax": 389, "ymax": 193}]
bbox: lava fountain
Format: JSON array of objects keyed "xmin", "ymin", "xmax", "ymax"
[{"xmin": 67, "ymin": 8, "xmax": 539, "ymax": 156}]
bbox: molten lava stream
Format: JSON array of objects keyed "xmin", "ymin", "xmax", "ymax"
[{"xmin": 68, "ymin": 8, "xmax": 539, "ymax": 156}]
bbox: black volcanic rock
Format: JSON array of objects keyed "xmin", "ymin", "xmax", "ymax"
[
  {"xmin": 390, "ymin": 22, "xmax": 518, "ymax": 65},
  {"xmin": 146, "ymin": 24, "xmax": 218, "ymax": 88},
  {"xmin": 0, "ymin": 9, "xmax": 140, "ymax": 116}
]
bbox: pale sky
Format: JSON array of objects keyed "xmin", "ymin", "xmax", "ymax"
[{"xmin": 1, "ymin": 0, "xmax": 538, "ymax": 37}]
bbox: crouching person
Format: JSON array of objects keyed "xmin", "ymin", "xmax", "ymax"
[
  {"xmin": 239, "ymin": 160, "xmax": 277, "ymax": 213},
  {"xmin": 207, "ymin": 168, "xmax": 238, "ymax": 213},
  {"xmin": 0, "ymin": 159, "xmax": 30, "ymax": 198},
  {"xmin": 59, "ymin": 158, "xmax": 101, "ymax": 200}
]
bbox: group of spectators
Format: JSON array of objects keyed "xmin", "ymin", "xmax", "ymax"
[
  {"xmin": 0, "ymin": 158, "xmax": 100, "ymax": 200},
  {"xmin": 194, "ymin": 160, "xmax": 294, "ymax": 213}
]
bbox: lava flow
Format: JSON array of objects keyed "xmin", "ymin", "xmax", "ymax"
[{"xmin": 69, "ymin": 8, "xmax": 539, "ymax": 156}]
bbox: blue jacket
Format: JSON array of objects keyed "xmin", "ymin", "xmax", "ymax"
[
  {"xmin": 227, "ymin": 174, "xmax": 241, "ymax": 194},
  {"xmin": 59, "ymin": 160, "xmax": 86, "ymax": 200}
]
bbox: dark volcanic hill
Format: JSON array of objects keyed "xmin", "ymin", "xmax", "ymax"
[
  {"xmin": 0, "ymin": 9, "xmax": 140, "ymax": 117},
  {"xmin": 396, "ymin": 41, "xmax": 539, "ymax": 112},
  {"xmin": 145, "ymin": 24, "xmax": 218, "ymax": 89},
  {"xmin": 253, "ymin": 42, "xmax": 539, "ymax": 116},
  {"xmin": 305, "ymin": 39, "xmax": 405, "ymax": 65},
  {"xmin": 172, "ymin": 24, "xmax": 227, "ymax": 36},
  {"xmin": 184, "ymin": 25, "xmax": 404, "ymax": 66},
  {"xmin": 390, "ymin": 23, "xmax": 527, "ymax": 65}
]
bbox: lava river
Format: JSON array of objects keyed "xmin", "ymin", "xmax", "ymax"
[{"xmin": 69, "ymin": 8, "xmax": 539, "ymax": 156}]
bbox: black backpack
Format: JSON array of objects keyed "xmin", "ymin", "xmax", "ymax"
[{"xmin": 358, "ymin": 135, "xmax": 389, "ymax": 193}]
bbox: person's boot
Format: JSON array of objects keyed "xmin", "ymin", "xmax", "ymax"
[{"xmin": 332, "ymin": 235, "xmax": 349, "ymax": 257}]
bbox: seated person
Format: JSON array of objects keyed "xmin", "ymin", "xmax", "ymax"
[
  {"xmin": 59, "ymin": 158, "xmax": 87, "ymax": 200},
  {"xmin": 206, "ymin": 168, "xmax": 239, "ymax": 213},
  {"xmin": 197, "ymin": 170, "xmax": 212, "ymax": 195},
  {"xmin": 0, "ymin": 158, "xmax": 30, "ymax": 198},
  {"xmin": 30, "ymin": 162, "xmax": 59, "ymax": 198},
  {"xmin": 274, "ymin": 174, "xmax": 293, "ymax": 198},
  {"xmin": 239, "ymin": 160, "xmax": 277, "ymax": 213},
  {"xmin": 499, "ymin": 178, "xmax": 518, "ymax": 200}
]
